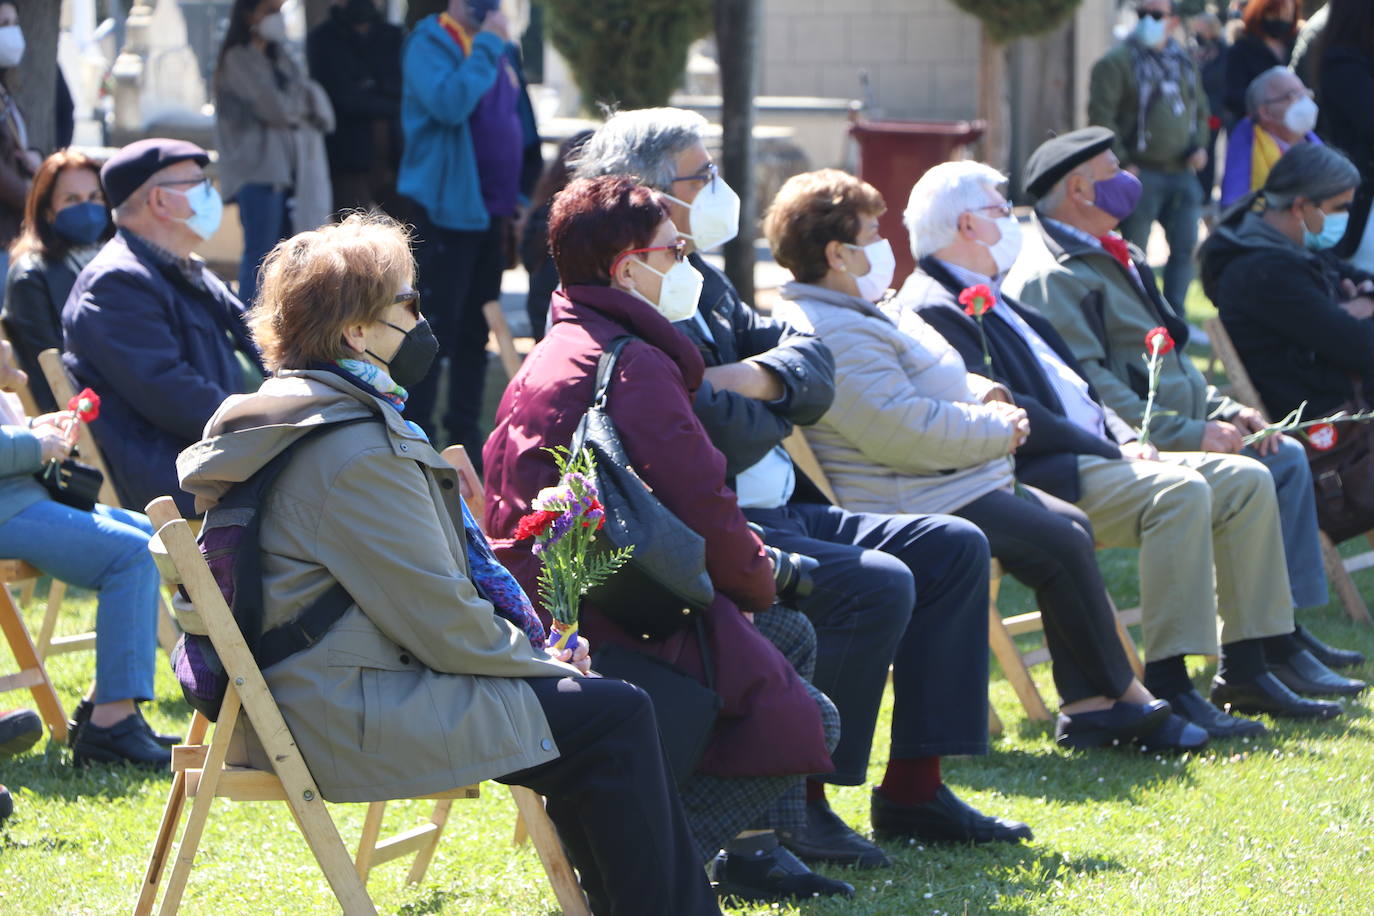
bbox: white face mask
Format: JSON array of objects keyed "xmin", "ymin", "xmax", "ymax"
[
  {"xmin": 0, "ymin": 25, "xmax": 25, "ymax": 69},
  {"xmin": 844, "ymin": 238, "xmax": 896, "ymax": 302},
  {"xmin": 664, "ymin": 176, "xmax": 740, "ymax": 253},
  {"xmin": 1283, "ymin": 95, "xmax": 1319, "ymax": 136},
  {"xmin": 981, "ymin": 215, "xmax": 1023, "ymax": 275},
  {"xmin": 630, "ymin": 257, "xmax": 704, "ymax": 323},
  {"xmin": 255, "ymin": 11, "xmax": 288, "ymax": 43}
]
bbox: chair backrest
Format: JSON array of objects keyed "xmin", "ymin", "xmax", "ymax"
[
  {"xmin": 0, "ymin": 323, "xmax": 42, "ymax": 418},
  {"xmin": 38, "ymin": 347, "xmax": 121, "ymax": 506},
  {"xmin": 1203, "ymin": 316, "xmax": 1267, "ymax": 418},
  {"xmin": 782, "ymin": 427, "xmax": 840, "ymax": 505}
]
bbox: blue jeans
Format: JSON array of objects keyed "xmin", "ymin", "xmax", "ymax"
[
  {"xmin": 0, "ymin": 501, "xmax": 160, "ymax": 704},
  {"xmin": 1119, "ymin": 167, "xmax": 1203, "ymax": 313},
  {"xmin": 236, "ymin": 183, "xmax": 292, "ymax": 309},
  {"xmin": 1245, "ymin": 436, "xmax": 1329, "ymax": 610}
]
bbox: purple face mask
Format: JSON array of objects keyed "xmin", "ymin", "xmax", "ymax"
[{"xmin": 1089, "ymin": 170, "xmax": 1143, "ymax": 221}]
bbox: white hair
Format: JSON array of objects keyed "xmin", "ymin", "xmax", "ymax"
[
  {"xmin": 903, "ymin": 161, "xmax": 1007, "ymax": 260},
  {"xmin": 572, "ymin": 107, "xmax": 710, "ymax": 191}
]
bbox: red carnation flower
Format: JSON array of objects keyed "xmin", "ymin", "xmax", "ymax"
[
  {"xmin": 1144, "ymin": 327, "xmax": 1175, "ymax": 356},
  {"xmin": 514, "ymin": 509, "xmax": 560, "ymax": 541},
  {"xmin": 959, "ymin": 284, "xmax": 995, "ymax": 318},
  {"xmin": 1307, "ymin": 423, "xmax": 1339, "ymax": 451},
  {"xmin": 67, "ymin": 387, "xmax": 100, "ymax": 423}
]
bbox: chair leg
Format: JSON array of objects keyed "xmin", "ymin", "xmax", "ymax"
[
  {"xmin": 18, "ymin": 578, "xmax": 34, "ymax": 608},
  {"xmin": 404, "ymin": 799, "xmax": 453, "ymax": 886},
  {"xmin": 987, "ymin": 700, "xmax": 1003, "ymax": 736},
  {"xmin": 508, "ymin": 786, "xmax": 590, "ymax": 916},
  {"xmin": 1321, "ymin": 532, "xmax": 1373, "ymax": 625},
  {"xmin": 511, "ymin": 811, "xmax": 529, "ymax": 847},
  {"xmin": 986, "ymin": 604, "xmax": 1052, "ymax": 722},
  {"xmin": 156, "ymin": 592, "xmax": 180, "ymax": 655},
  {"xmin": 0, "ymin": 585, "xmax": 67, "ymax": 742},
  {"xmin": 135, "ymin": 712, "xmax": 211, "ymax": 916},
  {"xmin": 34, "ymin": 579, "xmax": 64, "ymax": 659},
  {"xmin": 354, "ymin": 802, "xmax": 387, "ymax": 882}
]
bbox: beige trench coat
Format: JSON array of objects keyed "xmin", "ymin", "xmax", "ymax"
[{"xmin": 179, "ymin": 370, "xmax": 575, "ymax": 802}]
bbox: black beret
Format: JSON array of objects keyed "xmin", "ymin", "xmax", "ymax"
[
  {"xmin": 100, "ymin": 138, "xmax": 210, "ymax": 209},
  {"xmin": 1023, "ymin": 127, "xmax": 1116, "ymax": 200}
]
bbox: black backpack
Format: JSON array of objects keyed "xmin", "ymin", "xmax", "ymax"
[{"xmin": 169, "ymin": 419, "xmax": 370, "ymax": 720}]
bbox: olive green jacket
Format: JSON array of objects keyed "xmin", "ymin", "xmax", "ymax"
[
  {"xmin": 1003, "ymin": 215, "xmax": 1240, "ymax": 452},
  {"xmin": 1088, "ymin": 38, "xmax": 1210, "ymax": 172}
]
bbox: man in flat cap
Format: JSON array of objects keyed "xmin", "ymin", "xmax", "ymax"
[
  {"xmin": 1088, "ymin": 0, "xmax": 1209, "ymax": 313},
  {"xmin": 62, "ymin": 138, "xmax": 261, "ymax": 516},
  {"xmin": 1003, "ymin": 127, "xmax": 1366, "ymax": 720}
]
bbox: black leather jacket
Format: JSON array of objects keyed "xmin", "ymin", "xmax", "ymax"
[{"xmin": 2, "ymin": 251, "xmax": 77, "ymax": 412}]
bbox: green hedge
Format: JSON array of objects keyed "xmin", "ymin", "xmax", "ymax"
[
  {"xmin": 540, "ymin": 0, "xmax": 713, "ymax": 112},
  {"xmin": 947, "ymin": 0, "xmax": 1085, "ymax": 43}
]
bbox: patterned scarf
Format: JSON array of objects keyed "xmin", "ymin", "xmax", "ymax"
[
  {"xmin": 326, "ymin": 358, "xmax": 548, "ymax": 649},
  {"xmin": 1129, "ymin": 37, "xmax": 1197, "ymax": 153}
]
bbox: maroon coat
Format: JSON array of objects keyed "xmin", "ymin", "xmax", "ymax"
[{"xmin": 483, "ymin": 285, "xmax": 832, "ymax": 778}]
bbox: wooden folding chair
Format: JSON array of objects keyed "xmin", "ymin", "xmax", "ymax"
[
  {"xmin": 1203, "ymin": 316, "xmax": 1373, "ymax": 624},
  {"xmin": 137, "ymin": 496, "xmax": 589, "ymax": 916},
  {"xmin": 0, "ymin": 559, "xmax": 69, "ymax": 742},
  {"xmin": 38, "ymin": 348, "xmax": 183, "ymax": 653},
  {"xmin": 783, "ymin": 428, "xmax": 1145, "ymax": 733},
  {"xmin": 483, "ymin": 301, "xmax": 525, "ymax": 381}
]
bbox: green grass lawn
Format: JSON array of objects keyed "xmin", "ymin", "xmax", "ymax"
[{"xmin": 3, "ymin": 282, "xmax": 1372, "ymax": 914}]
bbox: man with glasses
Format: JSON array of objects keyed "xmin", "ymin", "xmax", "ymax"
[
  {"xmin": 1089, "ymin": 0, "xmax": 1211, "ymax": 313},
  {"xmin": 1220, "ymin": 67, "xmax": 1323, "ymax": 207},
  {"xmin": 575, "ymin": 110, "xmax": 1011, "ymax": 890},
  {"xmin": 61, "ymin": 139, "xmax": 261, "ymax": 516}
]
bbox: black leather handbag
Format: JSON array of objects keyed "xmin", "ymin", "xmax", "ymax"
[
  {"xmin": 37, "ymin": 458, "xmax": 104, "ymax": 512},
  {"xmin": 569, "ymin": 336, "xmax": 715, "ymax": 639},
  {"xmin": 1301, "ymin": 380, "xmax": 1374, "ymax": 544},
  {"xmin": 592, "ymin": 617, "xmax": 720, "ymax": 786}
]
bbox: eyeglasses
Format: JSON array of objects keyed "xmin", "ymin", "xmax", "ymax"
[
  {"xmin": 154, "ymin": 177, "xmax": 210, "ymax": 192},
  {"xmin": 1136, "ymin": 8, "xmax": 1168, "ymax": 20},
  {"xmin": 393, "ymin": 289, "xmax": 422, "ymax": 316},
  {"xmin": 670, "ymin": 161, "xmax": 718, "ymax": 189},
  {"xmin": 972, "ymin": 201, "xmax": 1014, "ymax": 218},
  {"xmin": 610, "ymin": 239, "xmax": 688, "ymax": 275},
  {"xmin": 1262, "ymin": 88, "xmax": 1314, "ymax": 107}
]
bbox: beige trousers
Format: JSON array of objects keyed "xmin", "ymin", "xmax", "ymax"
[{"xmin": 1075, "ymin": 452, "xmax": 1295, "ymax": 661}]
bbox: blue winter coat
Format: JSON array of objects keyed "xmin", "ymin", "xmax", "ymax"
[{"xmin": 61, "ymin": 231, "xmax": 259, "ymax": 516}]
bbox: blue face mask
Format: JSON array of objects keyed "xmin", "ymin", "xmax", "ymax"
[
  {"xmin": 1136, "ymin": 16, "xmax": 1167, "ymax": 48},
  {"xmin": 1303, "ymin": 207, "xmax": 1350, "ymax": 251},
  {"xmin": 166, "ymin": 181, "xmax": 224, "ymax": 240},
  {"xmin": 52, "ymin": 200, "xmax": 109, "ymax": 245}
]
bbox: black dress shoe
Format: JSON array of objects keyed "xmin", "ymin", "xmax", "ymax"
[
  {"xmin": 1210, "ymin": 672, "xmax": 1342, "ymax": 721},
  {"xmin": 0, "ymin": 709, "xmax": 42, "ymax": 758},
  {"xmin": 710, "ymin": 846, "xmax": 854, "ymax": 902},
  {"xmin": 1054, "ymin": 699, "xmax": 1172, "ymax": 749},
  {"xmin": 871, "ymin": 785, "xmax": 1032, "ymax": 845},
  {"xmin": 778, "ymin": 799, "xmax": 891, "ymax": 868},
  {"xmin": 1270, "ymin": 650, "xmax": 1368, "ymax": 698},
  {"xmin": 72, "ymin": 714, "xmax": 172, "ymax": 770},
  {"xmin": 0, "ymin": 784, "xmax": 12, "ymax": 825},
  {"xmin": 1294, "ymin": 624, "xmax": 1365, "ymax": 670},
  {"xmin": 1164, "ymin": 688, "xmax": 1267, "ymax": 739},
  {"xmin": 69, "ymin": 700, "xmax": 180, "ymax": 749},
  {"xmin": 1135, "ymin": 713, "xmax": 1209, "ymax": 753}
]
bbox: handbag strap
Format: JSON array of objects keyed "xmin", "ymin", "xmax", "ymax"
[
  {"xmin": 694, "ymin": 615, "xmax": 714, "ymax": 691},
  {"xmin": 590, "ymin": 335, "xmax": 636, "ymax": 410}
]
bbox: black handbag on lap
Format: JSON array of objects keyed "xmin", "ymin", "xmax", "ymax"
[
  {"xmin": 37, "ymin": 458, "xmax": 103, "ymax": 512},
  {"xmin": 592, "ymin": 617, "xmax": 720, "ymax": 786},
  {"xmin": 569, "ymin": 336, "xmax": 715, "ymax": 640}
]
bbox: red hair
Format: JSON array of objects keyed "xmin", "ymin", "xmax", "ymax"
[
  {"xmin": 1243, "ymin": 0, "xmax": 1299, "ymax": 42},
  {"xmin": 548, "ymin": 176, "xmax": 670, "ymax": 287}
]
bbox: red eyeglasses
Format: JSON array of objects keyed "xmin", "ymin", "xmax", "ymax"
[{"xmin": 610, "ymin": 239, "xmax": 688, "ymax": 275}]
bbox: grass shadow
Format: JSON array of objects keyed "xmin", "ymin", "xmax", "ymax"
[
  {"xmin": 956, "ymin": 746, "xmax": 1200, "ymax": 804},
  {"xmin": 1, "ymin": 741, "xmax": 170, "ymax": 801}
]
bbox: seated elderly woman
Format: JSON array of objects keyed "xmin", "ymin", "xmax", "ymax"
[
  {"xmin": 1219, "ymin": 67, "xmax": 1323, "ymax": 208},
  {"xmin": 176, "ymin": 214, "xmax": 718, "ymax": 916},
  {"xmin": 0, "ymin": 340, "xmax": 172, "ymax": 769},
  {"xmin": 482, "ymin": 176, "xmax": 851, "ymax": 903},
  {"xmin": 1202, "ymin": 143, "xmax": 1374, "ymax": 423},
  {"xmin": 763, "ymin": 168, "xmax": 1206, "ymax": 752}
]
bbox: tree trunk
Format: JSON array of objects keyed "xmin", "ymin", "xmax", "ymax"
[
  {"xmin": 977, "ymin": 27, "xmax": 1010, "ymax": 176},
  {"xmin": 1008, "ymin": 17, "xmax": 1075, "ymax": 201},
  {"xmin": 8, "ymin": 0, "xmax": 61, "ymax": 153},
  {"xmin": 714, "ymin": 0, "xmax": 758, "ymax": 306}
]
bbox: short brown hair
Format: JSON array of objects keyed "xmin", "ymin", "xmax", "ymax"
[
  {"xmin": 763, "ymin": 169, "xmax": 885, "ymax": 283},
  {"xmin": 548, "ymin": 176, "xmax": 670, "ymax": 287},
  {"xmin": 9, "ymin": 149, "xmax": 111, "ymax": 262},
  {"xmin": 1243, "ymin": 0, "xmax": 1298, "ymax": 42},
  {"xmin": 248, "ymin": 213, "xmax": 415, "ymax": 372}
]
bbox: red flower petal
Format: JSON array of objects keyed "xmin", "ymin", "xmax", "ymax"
[
  {"xmin": 1144, "ymin": 327, "xmax": 1175, "ymax": 355},
  {"xmin": 514, "ymin": 509, "xmax": 560, "ymax": 541},
  {"xmin": 67, "ymin": 387, "xmax": 101, "ymax": 422},
  {"xmin": 958, "ymin": 284, "xmax": 995, "ymax": 317}
]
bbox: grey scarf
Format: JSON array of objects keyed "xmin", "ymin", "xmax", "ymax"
[{"xmin": 1129, "ymin": 37, "xmax": 1197, "ymax": 153}]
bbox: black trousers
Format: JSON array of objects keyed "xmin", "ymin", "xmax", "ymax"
[
  {"xmin": 406, "ymin": 204, "xmax": 505, "ymax": 459},
  {"xmin": 498, "ymin": 676, "xmax": 719, "ymax": 916},
  {"xmin": 745, "ymin": 503, "xmax": 990, "ymax": 784},
  {"xmin": 953, "ymin": 485, "xmax": 1136, "ymax": 705}
]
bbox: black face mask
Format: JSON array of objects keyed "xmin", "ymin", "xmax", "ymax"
[
  {"xmin": 367, "ymin": 319, "xmax": 439, "ymax": 388},
  {"xmin": 1261, "ymin": 19, "xmax": 1293, "ymax": 40},
  {"xmin": 340, "ymin": 0, "xmax": 380, "ymax": 26}
]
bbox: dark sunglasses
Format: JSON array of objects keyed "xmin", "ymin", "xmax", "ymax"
[
  {"xmin": 394, "ymin": 290, "xmax": 422, "ymax": 315},
  {"xmin": 1136, "ymin": 8, "xmax": 1168, "ymax": 20}
]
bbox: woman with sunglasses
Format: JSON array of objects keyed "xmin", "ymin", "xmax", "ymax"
[{"xmin": 484, "ymin": 176, "xmax": 847, "ymax": 901}]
